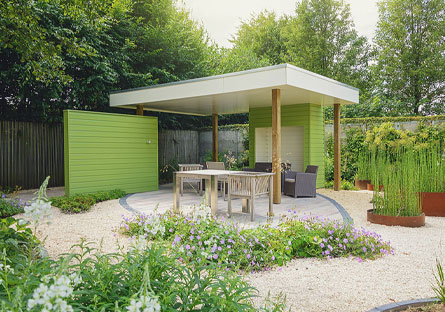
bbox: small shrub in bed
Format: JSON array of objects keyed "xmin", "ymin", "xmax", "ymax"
[
  {"xmin": 0, "ymin": 195, "xmax": 25, "ymax": 217},
  {"xmin": 0, "ymin": 233, "xmax": 287, "ymax": 311},
  {"xmin": 119, "ymin": 205, "xmax": 393, "ymax": 271},
  {"xmin": 51, "ymin": 189, "xmax": 126, "ymax": 213}
]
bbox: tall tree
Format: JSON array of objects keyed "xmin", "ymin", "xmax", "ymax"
[
  {"xmin": 373, "ymin": 0, "xmax": 445, "ymax": 115},
  {"xmin": 231, "ymin": 11, "xmax": 287, "ymax": 65},
  {"xmin": 282, "ymin": 0, "xmax": 371, "ymax": 95}
]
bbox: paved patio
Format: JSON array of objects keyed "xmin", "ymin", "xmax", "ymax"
[{"xmin": 121, "ymin": 184, "xmax": 352, "ymax": 226}]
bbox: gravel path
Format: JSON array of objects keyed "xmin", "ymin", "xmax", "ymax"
[
  {"xmin": 14, "ymin": 188, "xmax": 445, "ymax": 311},
  {"xmin": 247, "ymin": 189, "xmax": 445, "ymax": 312}
]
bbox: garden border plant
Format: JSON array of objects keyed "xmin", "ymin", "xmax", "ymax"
[
  {"xmin": 51, "ymin": 189, "xmax": 126, "ymax": 213},
  {"xmin": 119, "ymin": 204, "xmax": 393, "ymax": 272}
]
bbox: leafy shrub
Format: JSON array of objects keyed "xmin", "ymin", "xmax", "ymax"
[
  {"xmin": 324, "ymin": 180, "xmax": 358, "ymax": 191},
  {"xmin": 51, "ymin": 189, "xmax": 126, "ymax": 213},
  {"xmin": 0, "ymin": 196, "xmax": 25, "ymax": 218},
  {"xmin": 0, "ymin": 237, "xmax": 287, "ymax": 311},
  {"xmin": 120, "ymin": 206, "xmax": 392, "ymax": 271},
  {"xmin": 433, "ymin": 259, "xmax": 445, "ymax": 304}
]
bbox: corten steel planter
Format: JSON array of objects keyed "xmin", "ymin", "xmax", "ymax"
[
  {"xmin": 355, "ymin": 179, "xmax": 371, "ymax": 190},
  {"xmin": 367, "ymin": 209, "xmax": 425, "ymax": 227},
  {"xmin": 420, "ymin": 192, "xmax": 445, "ymax": 217},
  {"xmin": 367, "ymin": 184, "xmax": 384, "ymax": 192}
]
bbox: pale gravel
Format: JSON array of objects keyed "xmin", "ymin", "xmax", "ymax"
[
  {"xmin": 14, "ymin": 188, "xmax": 445, "ymax": 311},
  {"xmin": 247, "ymin": 189, "xmax": 445, "ymax": 312}
]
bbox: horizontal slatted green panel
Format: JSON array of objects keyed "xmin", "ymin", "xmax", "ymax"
[{"xmin": 64, "ymin": 110, "xmax": 158, "ymax": 196}]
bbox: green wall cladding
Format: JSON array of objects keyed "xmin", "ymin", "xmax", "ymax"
[
  {"xmin": 249, "ymin": 103, "xmax": 325, "ymax": 188},
  {"xmin": 64, "ymin": 110, "xmax": 158, "ymax": 196}
]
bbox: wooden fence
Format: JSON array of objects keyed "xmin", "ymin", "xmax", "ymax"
[
  {"xmin": 158, "ymin": 130, "xmax": 200, "ymax": 165},
  {"xmin": 0, "ymin": 121, "xmax": 64, "ymax": 189}
]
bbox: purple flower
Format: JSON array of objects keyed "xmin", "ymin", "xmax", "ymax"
[
  {"xmin": 343, "ymin": 239, "xmax": 348, "ymax": 243},
  {"xmin": 213, "ymin": 254, "xmax": 218, "ymax": 259},
  {"xmin": 320, "ymin": 243, "xmax": 325, "ymax": 248},
  {"xmin": 314, "ymin": 237, "xmax": 318, "ymax": 242},
  {"xmin": 325, "ymin": 250, "xmax": 330, "ymax": 255},
  {"xmin": 185, "ymin": 244, "xmax": 190, "ymax": 250},
  {"xmin": 190, "ymin": 235, "xmax": 194, "ymax": 240},
  {"xmin": 363, "ymin": 247, "xmax": 367, "ymax": 253},
  {"xmin": 169, "ymin": 228, "xmax": 173, "ymax": 232},
  {"xmin": 228, "ymin": 250, "xmax": 232, "ymax": 255},
  {"xmin": 328, "ymin": 245, "xmax": 333, "ymax": 251},
  {"xmin": 247, "ymin": 254, "xmax": 251, "ymax": 259},
  {"xmin": 272, "ymin": 255, "xmax": 275, "ymax": 260}
]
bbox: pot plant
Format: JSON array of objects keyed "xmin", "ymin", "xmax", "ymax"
[
  {"xmin": 355, "ymin": 150, "xmax": 371, "ymax": 190},
  {"xmin": 367, "ymin": 148, "xmax": 425, "ymax": 227},
  {"xmin": 418, "ymin": 145, "xmax": 445, "ymax": 217}
]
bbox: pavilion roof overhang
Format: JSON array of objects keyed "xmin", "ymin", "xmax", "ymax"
[{"xmin": 109, "ymin": 64, "xmax": 359, "ymax": 116}]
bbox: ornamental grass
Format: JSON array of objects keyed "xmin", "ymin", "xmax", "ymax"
[{"xmin": 371, "ymin": 143, "xmax": 445, "ymax": 217}]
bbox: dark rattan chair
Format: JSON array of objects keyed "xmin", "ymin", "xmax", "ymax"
[
  {"xmin": 283, "ymin": 165, "xmax": 318, "ymax": 198},
  {"xmin": 242, "ymin": 162, "xmax": 291, "ymax": 192}
]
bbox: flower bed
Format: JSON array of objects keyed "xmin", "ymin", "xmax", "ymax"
[{"xmin": 119, "ymin": 205, "xmax": 393, "ymax": 271}]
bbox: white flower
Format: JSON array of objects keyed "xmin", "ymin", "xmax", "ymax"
[
  {"xmin": 132, "ymin": 236, "xmax": 149, "ymax": 253},
  {"xmin": 69, "ymin": 273, "xmax": 82, "ymax": 286},
  {"xmin": 27, "ymin": 275, "xmax": 74, "ymax": 312},
  {"xmin": 143, "ymin": 215, "xmax": 165, "ymax": 237},
  {"xmin": 24, "ymin": 199, "xmax": 52, "ymax": 227},
  {"xmin": 0, "ymin": 263, "xmax": 14, "ymax": 274},
  {"xmin": 127, "ymin": 294, "xmax": 160, "ymax": 312},
  {"xmin": 192, "ymin": 204, "xmax": 211, "ymax": 221}
]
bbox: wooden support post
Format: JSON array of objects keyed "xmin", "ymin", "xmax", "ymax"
[
  {"xmin": 334, "ymin": 103, "xmax": 341, "ymax": 191},
  {"xmin": 272, "ymin": 89, "xmax": 281, "ymax": 204},
  {"xmin": 212, "ymin": 113, "xmax": 218, "ymax": 162},
  {"xmin": 136, "ymin": 105, "xmax": 144, "ymax": 116}
]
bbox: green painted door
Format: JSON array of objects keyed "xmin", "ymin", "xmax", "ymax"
[{"xmin": 64, "ymin": 110, "xmax": 158, "ymax": 196}]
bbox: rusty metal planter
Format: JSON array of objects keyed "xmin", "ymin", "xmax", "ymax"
[
  {"xmin": 367, "ymin": 209, "xmax": 425, "ymax": 227},
  {"xmin": 420, "ymin": 192, "xmax": 445, "ymax": 217},
  {"xmin": 355, "ymin": 179, "xmax": 371, "ymax": 190}
]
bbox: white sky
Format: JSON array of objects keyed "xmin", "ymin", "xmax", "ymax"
[{"xmin": 181, "ymin": 0, "xmax": 379, "ymax": 47}]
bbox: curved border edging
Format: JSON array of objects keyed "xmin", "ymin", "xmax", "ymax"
[
  {"xmin": 367, "ymin": 209, "xmax": 425, "ymax": 227},
  {"xmin": 119, "ymin": 193, "xmax": 140, "ymax": 214},
  {"xmin": 317, "ymin": 193, "xmax": 354, "ymax": 225},
  {"xmin": 366, "ymin": 298, "xmax": 440, "ymax": 312}
]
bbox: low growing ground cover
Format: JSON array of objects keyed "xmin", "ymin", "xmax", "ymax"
[
  {"xmin": 119, "ymin": 205, "xmax": 393, "ymax": 271},
  {"xmin": 0, "ymin": 195, "xmax": 25, "ymax": 218},
  {"xmin": 51, "ymin": 189, "xmax": 126, "ymax": 213}
]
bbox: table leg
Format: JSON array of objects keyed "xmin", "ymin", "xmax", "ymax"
[
  {"xmin": 173, "ymin": 173, "xmax": 180, "ymax": 213},
  {"xmin": 242, "ymin": 199, "xmax": 250, "ymax": 213},
  {"xmin": 210, "ymin": 175, "xmax": 218, "ymax": 216},
  {"xmin": 205, "ymin": 178, "xmax": 211, "ymax": 206},
  {"xmin": 269, "ymin": 176, "xmax": 274, "ymax": 217}
]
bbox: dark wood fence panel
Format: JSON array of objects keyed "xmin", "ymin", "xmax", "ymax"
[
  {"xmin": 0, "ymin": 121, "xmax": 64, "ymax": 189},
  {"xmin": 158, "ymin": 130, "xmax": 199, "ymax": 165}
]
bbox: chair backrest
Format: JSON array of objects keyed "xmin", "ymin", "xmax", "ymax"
[
  {"xmin": 305, "ymin": 165, "xmax": 318, "ymax": 175},
  {"xmin": 254, "ymin": 162, "xmax": 272, "ymax": 172},
  {"xmin": 228, "ymin": 174, "xmax": 270, "ymax": 196},
  {"xmin": 178, "ymin": 164, "xmax": 203, "ymax": 171},
  {"xmin": 206, "ymin": 161, "xmax": 225, "ymax": 170}
]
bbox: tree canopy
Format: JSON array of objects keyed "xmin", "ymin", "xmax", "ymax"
[{"xmin": 1, "ymin": 0, "xmax": 444, "ymax": 127}]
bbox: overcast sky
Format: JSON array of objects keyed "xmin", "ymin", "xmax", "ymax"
[{"xmin": 181, "ymin": 0, "xmax": 379, "ymax": 47}]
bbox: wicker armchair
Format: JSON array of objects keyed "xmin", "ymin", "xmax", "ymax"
[{"xmin": 283, "ymin": 165, "xmax": 318, "ymax": 198}]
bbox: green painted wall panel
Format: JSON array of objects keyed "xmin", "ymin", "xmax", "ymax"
[
  {"xmin": 249, "ymin": 103, "xmax": 325, "ymax": 188},
  {"xmin": 64, "ymin": 110, "xmax": 158, "ymax": 196}
]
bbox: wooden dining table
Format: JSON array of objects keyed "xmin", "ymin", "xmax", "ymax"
[
  {"xmin": 173, "ymin": 169, "xmax": 232, "ymax": 215},
  {"xmin": 173, "ymin": 169, "xmax": 275, "ymax": 217}
]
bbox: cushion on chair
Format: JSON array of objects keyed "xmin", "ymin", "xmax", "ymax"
[{"xmin": 285, "ymin": 178, "xmax": 296, "ymax": 183}]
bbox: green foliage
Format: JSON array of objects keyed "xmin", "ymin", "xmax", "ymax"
[
  {"xmin": 325, "ymin": 127, "xmax": 367, "ymax": 182},
  {"xmin": 324, "ymin": 180, "xmax": 358, "ymax": 190},
  {"xmin": 325, "ymin": 115, "xmax": 445, "ymax": 125},
  {"xmin": 203, "ymin": 150, "xmax": 249, "ymax": 171},
  {"xmin": 120, "ymin": 208, "xmax": 392, "ymax": 271},
  {"xmin": 373, "ymin": 0, "xmax": 445, "ymax": 115},
  {"xmin": 433, "ymin": 259, "xmax": 445, "ymax": 304},
  {"xmin": 0, "ymin": 217, "xmax": 40, "ymax": 264},
  {"xmin": 371, "ymin": 144, "xmax": 445, "ymax": 217},
  {"xmin": 51, "ymin": 189, "xmax": 126, "ymax": 213},
  {"xmin": 0, "ymin": 197, "xmax": 24, "ymax": 218},
  {"xmin": 159, "ymin": 159, "xmax": 179, "ymax": 185},
  {"xmin": 0, "ymin": 237, "xmax": 287, "ymax": 311}
]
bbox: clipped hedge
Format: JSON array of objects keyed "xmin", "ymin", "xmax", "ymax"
[
  {"xmin": 51, "ymin": 189, "xmax": 126, "ymax": 214},
  {"xmin": 325, "ymin": 115, "xmax": 445, "ymax": 125}
]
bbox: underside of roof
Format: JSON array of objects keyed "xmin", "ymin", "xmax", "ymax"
[{"xmin": 109, "ymin": 64, "xmax": 359, "ymax": 116}]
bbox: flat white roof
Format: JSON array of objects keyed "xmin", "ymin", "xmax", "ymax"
[{"xmin": 109, "ymin": 64, "xmax": 359, "ymax": 116}]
